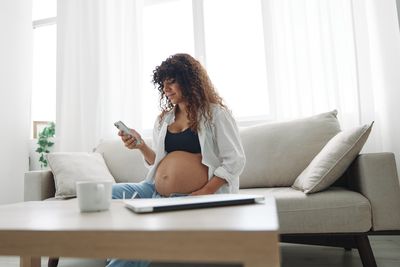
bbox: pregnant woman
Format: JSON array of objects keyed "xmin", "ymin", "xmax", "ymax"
[{"xmin": 106, "ymin": 53, "xmax": 246, "ymax": 267}]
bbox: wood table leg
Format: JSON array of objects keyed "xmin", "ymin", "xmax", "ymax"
[{"xmin": 20, "ymin": 256, "xmax": 40, "ymax": 267}]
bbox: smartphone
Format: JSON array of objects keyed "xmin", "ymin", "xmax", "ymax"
[{"xmin": 114, "ymin": 121, "xmax": 142, "ymax": 145}]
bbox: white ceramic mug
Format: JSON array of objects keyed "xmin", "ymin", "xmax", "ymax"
[{"xmin": 76, "ymin": 181, "xmax": 113, "ymax": 212}]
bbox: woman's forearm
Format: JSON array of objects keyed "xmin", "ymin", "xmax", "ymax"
[
  {"xmin": 190, "ymin": 176, "xmax": 227, "ymax": 195},
  {"xmin": 139, "ymin": 142, "xmax": 156, "ymax": 165},
  {"xmin": 203, "ymin": 176, "xmax": 227, "ymax": 193}
]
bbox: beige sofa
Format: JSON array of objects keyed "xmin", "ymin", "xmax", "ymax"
[{"xmin": 24, "ymin": 111, "xmax": 400, "ymax": 267}]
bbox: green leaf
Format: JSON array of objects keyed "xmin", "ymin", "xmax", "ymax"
[
  {"xmin": 36, "ymin": 121, "xmax": 56, "ymax": 168},
  {"xmin": 38, "ymin": 139, "xmax": 47, "ymax": 146}
]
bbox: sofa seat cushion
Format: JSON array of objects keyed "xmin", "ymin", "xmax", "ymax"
[
  {"xmin": 239, "ymin": 187, "xmax": 371, "ymax": 234},
  {"xmin": 55, "ymin": 258, "xmax": 106, "ymax": 267}
]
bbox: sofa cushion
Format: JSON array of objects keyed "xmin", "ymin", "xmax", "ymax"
[
  {"xmin": 292, "ymin": 123, "xmax": 373, "ymax": 194},
  {"xmin": 95, "ymin": 139, "xmax": 151, "ymax": 183},
  {"xmin": 47, "ymin": 152, "xmax": 116, "ymax": 199},
  {"xmin": 239, "ymin": 187, "xmax": 371, "ymax": 234},
  {"xmin": 239, "ymin": 110, "xmax": 341, "ymax": 188},
  {"xmin": 56, "ymin": 258, "xmax": 106, "ymax": 267}
]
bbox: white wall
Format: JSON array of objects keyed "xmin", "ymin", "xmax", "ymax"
[{"xmin": 0, "ymin": 0, "xmax": 32, "ymax": 204}]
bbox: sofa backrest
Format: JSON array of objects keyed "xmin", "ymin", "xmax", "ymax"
[
  {"xmin": 95, "ymin": 138, "xmax": 152, "ymax": 183},
  {"xmin": 96, "ymin": 110, "xmax": 341, "ymax": 188},
  {"xmin": 239, "ymin": 110, "xmax": 341, "ymax": 188}
]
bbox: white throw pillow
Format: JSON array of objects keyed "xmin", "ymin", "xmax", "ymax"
[
  {"xmin": 47, "ymin": 152, "xmax": 116, "ymax": 199},
  {"xmin": 239, "ymin": 110, "xmax": 341, "ymax": 188},
  {"xmin": 292, "ymin": 122, "xmax": 373, "ymax": 194}
]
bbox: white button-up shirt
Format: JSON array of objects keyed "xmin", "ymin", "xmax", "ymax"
[{"xmin": 144, "ymin": 104, "xmax": 246, "ymax": 194}]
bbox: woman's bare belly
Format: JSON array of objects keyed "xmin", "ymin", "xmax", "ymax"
[{"xmin": 155, "ymin": 151, "xmax": 208, "ymax": 196}]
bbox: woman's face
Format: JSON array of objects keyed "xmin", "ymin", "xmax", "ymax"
[{"xmin": 163, "ymin": 78, "xmax": 184, "ymax": 105}]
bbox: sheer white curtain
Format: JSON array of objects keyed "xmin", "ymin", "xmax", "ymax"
[
  {"xmin": 56, "ymin": 0, "xmax": 143, "ymax": 152},
  {"xmin": 263, "ymin": 0, "xmax": 400, "ymax": 166},
  {"xmin": 55, "ymin": 0, "xmax": 400, "ymax": 164},
  {"xmin": 352, "ymin": 0, "xmax": 400, "ymax": 164},
  {"xmin": 262, "ymin": 0, "xmax": 360, "ymax": 129}
]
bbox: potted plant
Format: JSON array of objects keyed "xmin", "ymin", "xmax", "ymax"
[{"xmin": 36, "ymin": 121, "xmax": 55, "ymax": 168}]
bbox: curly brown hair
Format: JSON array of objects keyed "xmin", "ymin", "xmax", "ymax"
[{"xmin": 152, "ymin": 53, "xmax": 226, "ymax": 132}]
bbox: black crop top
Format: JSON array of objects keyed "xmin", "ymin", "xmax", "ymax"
[{"xmin": 165, "ymin": 128, "xmax": 201, "ymax": 154}]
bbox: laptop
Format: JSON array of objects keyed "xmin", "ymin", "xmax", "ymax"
[{"xmin": 123, "ymin": 193, "xmax": 265, "ymax": 213}]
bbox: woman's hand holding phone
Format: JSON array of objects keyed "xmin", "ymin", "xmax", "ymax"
[
  {"xmin": 118, "ymin": 131, "xmax": 143, "ymax": 149},
  {"xmin": 114, "ymin": 121, "xmax": 143, "ymax": 150}
]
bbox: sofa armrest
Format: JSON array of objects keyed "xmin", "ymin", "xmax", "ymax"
[
  {"xmin": 24, "ymin": 170, "xmax": 55, "ymax": 201},
  {"xmin": 347, "ymin": 153, "xmax": 400, "ymax": 231}
]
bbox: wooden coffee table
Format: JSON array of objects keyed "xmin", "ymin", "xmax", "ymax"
[{"xmin": 0, "ymin": 197, "xmax": 279, "ymax": 267}]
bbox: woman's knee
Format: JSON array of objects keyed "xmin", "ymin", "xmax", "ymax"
[
  {"xmin": 112, "ymin": 182, "xmax": 155, "ymax": 199},
  {"xmin": 112, "ymin": 183, "xmax": 131, "ymax": 199}
]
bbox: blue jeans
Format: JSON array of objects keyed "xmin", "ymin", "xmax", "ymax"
[
  {"xmin": 112, "ymin": 180, "xmax": 157, "ymax": 199},
  {"xmin": 106, "ymin": 181, "xmax": 187, "ymax": 267},
  {"xmin": 111, "ymin": 181, "xmax": 188, "ymax": 199}
]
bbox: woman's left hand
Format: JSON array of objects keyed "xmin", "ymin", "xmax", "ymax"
[
  {"xmin": 190, "ymin": 187, "xmax": 213, "ymax": 196},
  {"xmin": 190, "ymin": 176, "xmax": 226, "ymax": 196}
]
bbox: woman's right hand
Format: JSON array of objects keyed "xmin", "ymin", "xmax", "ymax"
[{"xmin": 118, "ymin": 130, "xmax": 143, "ymax": 150}]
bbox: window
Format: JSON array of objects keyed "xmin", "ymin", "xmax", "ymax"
[
  {"xmin": 32, "ymin": 0, "xmax": 56, "ymax": 20},
  {"xmin": 142, "ymin": 0, "xmax": 195, "ymax": 130},
  {"xmin": 203, "ymin": 0, "xmax": 270, "ymax": 121},
  {"xmin": 31, "ymin": 0, "xmax": 57, "ymax": 138},
  {"xmin": 141, "ymin": 0, "xmax": 270, "ymax": 129},
  {"xmin": 31, "ymin": 0, "xmax": 274, "ymax": 138}
]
